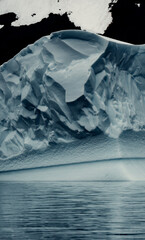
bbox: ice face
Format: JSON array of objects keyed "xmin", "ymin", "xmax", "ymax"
[{"xmin": 0, "ymin": 30, "xmax": 145, "ymax": 167}]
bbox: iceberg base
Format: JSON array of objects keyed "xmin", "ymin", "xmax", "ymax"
[{"xmin": 1, "ymin": 158, "xmax": 145, "ymax": 181}]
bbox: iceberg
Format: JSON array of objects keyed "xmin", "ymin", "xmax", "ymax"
[{"xmin": 1, "ymin": 30, "xmax": 145, "ymax": 180}]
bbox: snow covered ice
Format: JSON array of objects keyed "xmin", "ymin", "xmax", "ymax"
[{"xmin": 1, "ymin": 30, "xmax": 145, "ymax": 180}]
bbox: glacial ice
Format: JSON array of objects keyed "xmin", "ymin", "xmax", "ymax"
[{"xmin": 1, "ymin": 30, "xmax": 145, "ymax": 180}]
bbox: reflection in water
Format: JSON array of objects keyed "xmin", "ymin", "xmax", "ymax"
[{"xmin": 0, "ymin": 182, "xmax": 145, "ymax": 239}]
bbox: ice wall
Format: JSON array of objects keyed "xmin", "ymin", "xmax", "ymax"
[{"xmin": 0, "ymin": 30, "xmax": 145, "ymax": 164}]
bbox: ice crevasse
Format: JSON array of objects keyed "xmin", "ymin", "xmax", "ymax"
[{"xmin": 1, "ymin": 30, "xmax": 145, "ymax": 180}]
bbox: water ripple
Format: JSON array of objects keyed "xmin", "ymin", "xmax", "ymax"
[{"xmin": 0, "ymin": 182, "xmax": 145, "ymax": 239}]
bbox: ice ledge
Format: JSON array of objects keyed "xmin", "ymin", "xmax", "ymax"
[{"xmin": 1, "ymin": 158, "xmax": 145, "ymax": 181}]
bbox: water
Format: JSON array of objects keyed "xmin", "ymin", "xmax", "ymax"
[{"xmin": 0, "ymin": 182, "xmax": 145, "ymax": 240}]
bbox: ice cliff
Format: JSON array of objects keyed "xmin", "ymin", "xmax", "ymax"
[{"xmin": 0, "ymin": 30, "xmax": 145, "ymax": 162}]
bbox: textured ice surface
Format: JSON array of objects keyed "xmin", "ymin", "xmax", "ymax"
[{"xmin": 1, "ymin": 30, "xmax": 145, "ymax": 179}]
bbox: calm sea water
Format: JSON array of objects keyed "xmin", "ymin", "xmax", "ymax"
[{"xmin": 0, "ymin": 181, "xmax": 145, "ymax": 240}]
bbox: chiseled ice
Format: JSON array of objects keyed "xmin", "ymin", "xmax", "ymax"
[{"xmin": 0, "ymin": 30, "xmax": 145, "ymax": 171}]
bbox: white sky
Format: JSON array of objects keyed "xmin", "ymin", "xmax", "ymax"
[{"xmin": 0, "ymin": 0, "xmax": 113, "ymax": 34}]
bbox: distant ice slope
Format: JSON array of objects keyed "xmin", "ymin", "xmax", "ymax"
[
  {"xmin": 0, "ymin": 0, "xmax": 112, "ymax": 34},
  {"xmin": 1, "ymin": 30, "xmax": 145, "ymax": 175}
]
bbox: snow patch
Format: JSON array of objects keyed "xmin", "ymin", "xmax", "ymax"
[{"xmin": 0, "ymin": 0, "xmax": 112, "ymax": 34}]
